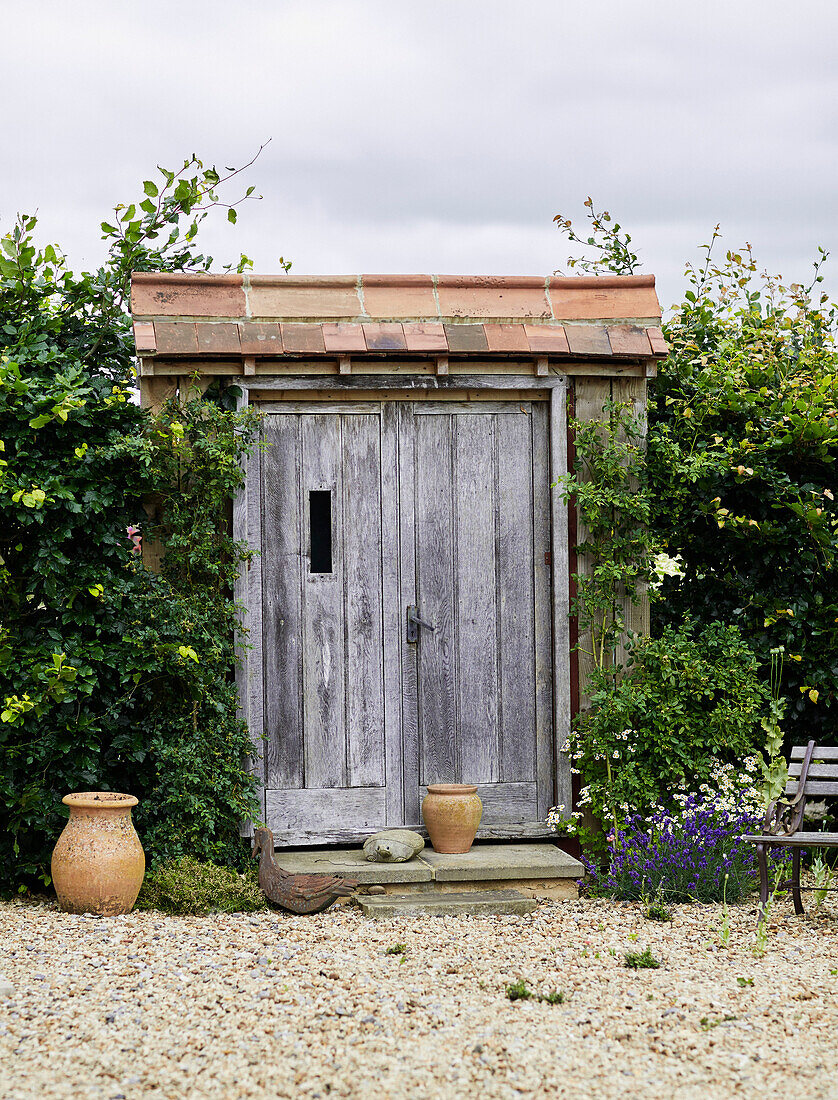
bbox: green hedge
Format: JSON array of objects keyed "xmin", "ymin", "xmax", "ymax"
[
  {"xmin": 649, "ymin": 238, "xmax": 838, "ymax": 743},
  {"xmin": 0, "ymin": 158, "xmax": 264, "ymax": 889}
]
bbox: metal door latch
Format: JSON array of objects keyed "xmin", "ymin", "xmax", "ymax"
[{"xmin": 406, "ymin": 605, "xmax": 435, "ymax": 643}]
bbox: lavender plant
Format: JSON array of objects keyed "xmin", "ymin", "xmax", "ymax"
[{"xmin": 584, "ymin": 786, "xmax": 782, "ymax": 904}]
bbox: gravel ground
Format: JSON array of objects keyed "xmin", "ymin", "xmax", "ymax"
[{"xmin": 2, "ymin": 893, "xmax": 838, "ymax": 1100}]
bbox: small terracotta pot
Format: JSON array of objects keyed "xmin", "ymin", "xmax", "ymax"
[
  {"xmin": 51, "ymin": 792, "xmax": 145, "ymax": 916},
  {"xmin": 421, "ymin": 784, "xmax": 483, "ymax": 854}
]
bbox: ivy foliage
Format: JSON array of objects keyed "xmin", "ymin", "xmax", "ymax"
[
  {"xmin": 557, "ymin": 399, "xmax": 653, "ymax": 683},
  {"xmin": 0, "ymin": 155, "xmax": 268, "ymax": 889}
]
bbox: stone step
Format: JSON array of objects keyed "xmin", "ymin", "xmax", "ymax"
[
  {"xmin": 354, "ymin": 889, "xmax": 538, "ymax": 919},
  {"xmin": 275, "ymin": 842, "xmax": 583, "ymax": 900}
]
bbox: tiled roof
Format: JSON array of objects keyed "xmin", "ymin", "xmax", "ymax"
[{"xmin": 131, "ymin": 273, "xmax": 666, "ymax": 360}]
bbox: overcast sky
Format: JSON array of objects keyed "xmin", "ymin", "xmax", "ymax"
[{"xmin": 4, "ymin": 0, "xmax": 837, "ymax": 311}]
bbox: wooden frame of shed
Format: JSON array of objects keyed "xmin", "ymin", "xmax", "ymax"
[{"xmin": 131, "ymin": 272, "xmax": 664, "ymax": 846}]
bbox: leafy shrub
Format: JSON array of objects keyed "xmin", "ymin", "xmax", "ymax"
[
  {"xmin": 136, "ymin": 857, "xmax": 266, "ymax": 915},
  {"xmin": 650, "ymin": 238, "xmax": 838, "ymax": 744},
  {"xmin": 563, "ymin": 621, "xmax": 769, "ymax": 841},
  {"xmin": 0, "ymin": 156, "xmax": 265, "ymax": 889},
  {"xmin": 555, "ymin": 202, "xmax": 838, "ymax": 747},
  {"xmin": 585, "ymin": 791, "xmax": 781, "ymax": 904}
]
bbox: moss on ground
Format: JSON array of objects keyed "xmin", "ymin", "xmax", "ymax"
[{"xmin": 136, "ymin": 857, "xmax": 267, "ymax": 915}]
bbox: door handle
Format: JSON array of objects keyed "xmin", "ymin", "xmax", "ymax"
[{"xmin": 406, "ymin": 605, "xmax": 435, "ymax": 643}]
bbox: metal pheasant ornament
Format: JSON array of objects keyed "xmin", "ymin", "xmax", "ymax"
[{"xmin": 252, "ymin": 827, "xmax": 357, "ymax": 914}]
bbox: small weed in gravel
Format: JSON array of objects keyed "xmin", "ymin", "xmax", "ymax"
[
  {"xmin": 136, "ymin": 857, "xmax": 266, "ymax": 915},
  {"xmin": 736, "ymin": 977, "xmax": 754, "ymax": 987},
  {"xmin": 643, "ymin": 900, "xmax": 672, "ymax": 922},
  {"xmin": 624, "ymin": 946, "xmax": 661, "ymax": 970},
  {"xmin": 386, "ymin": 943, "xmax": 407, "ymax": 956},
  {"xmin": 700, "ymin": 1014, "xmax": 737, "ymax": 1030},
  {"xmin": 506, "ymin": 980, "xmax": 565, "ymax": 1004}
]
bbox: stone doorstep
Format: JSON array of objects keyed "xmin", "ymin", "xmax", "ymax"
[
  {"xmin": 380, "ymin": 878, "xmax": 577, "ymax": 901},
  {"xmin": 355, "ymin": 889, "xmax": 538, "ymax": 919},
  {"xmin": 275, "ymin": 843, "xmax": 584, "ymax": 899}
]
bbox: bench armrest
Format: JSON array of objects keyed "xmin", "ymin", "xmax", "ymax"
[{"xmin": 760, "ymin": 738, "xmax": 817, "ymax": 838}]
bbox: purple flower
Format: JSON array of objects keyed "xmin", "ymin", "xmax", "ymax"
[{"xmin": 586, "ymin": 791, "xmax": 786, "ymax": 904}]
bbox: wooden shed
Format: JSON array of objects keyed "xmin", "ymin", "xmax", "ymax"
[{"xmin": 131, "ymin": 272, "xmax": 664, "ymax": 848}]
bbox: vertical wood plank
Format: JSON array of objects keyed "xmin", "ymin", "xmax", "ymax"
[
  {"xmin": 549, "ymin": 382, "xmax": 572, "ymax": 816},
  {"xmin": 342, "ymin": 414, "xmax": 386, "ymax": 787},
  {"xmin": 381, "ymin": 402, "xmax": 405, "ymax": 824},
  {"xmin": 414, "ymin": 413, "xmax": 458, "ymax": 784},
  {"xmin": 455, "ymin": 414, "xmax": 499, "ymax": 783},
  {"xmin": 397, "ymin": 403, "xmax": 420, "ymax": 823},
  {"xmin": 262, "ymin": 416, "xmax": 304, "ymax": 789},
  {"xmin": 301, "ymin": 414, "xmax": 346, "ymax": 787},
  {"xmin": 531, "ymin": 401, "xmax": 555, "ymax": 817},
  {"xmin": 497, "ymin": 407, "xmax": 538, "ymax": 785},
  {"xmin": 233, "ymin": 387, "xmax": 265, "ymax": 831},
  {"xmin": 139, "ymin": 375, "xmax": 177, "ymax": 412}
]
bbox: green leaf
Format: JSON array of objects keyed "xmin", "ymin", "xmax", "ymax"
[
  {"xmin": 143, "ymin": 180, "xmax": 159, "ymax": 198},
  {"xmin": 227, "ymin": 208, "xmax": 237, "ymax": 224}
]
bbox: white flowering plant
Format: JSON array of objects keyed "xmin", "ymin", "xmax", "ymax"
[
  {"xmin": 649, "ymin": 551, "xmax": 685, "ymax": 593},
  {"xmin": 548, "ymin": 621, "xmax": 771, "ymax": 857}
]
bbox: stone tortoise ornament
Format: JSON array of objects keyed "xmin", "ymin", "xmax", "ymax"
[{"xmin": 363, "ymin": 829, "xmax": 425, "ymax": 863}]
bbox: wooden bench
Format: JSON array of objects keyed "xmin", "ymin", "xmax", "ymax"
[{"xmin": 743, "ymin": 740, "xmax": 838, "ymax": 920}]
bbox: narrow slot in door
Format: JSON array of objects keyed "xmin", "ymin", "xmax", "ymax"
[{"xmin": 309, "ymin": 490, "xmax": 332, "ymax": 573}]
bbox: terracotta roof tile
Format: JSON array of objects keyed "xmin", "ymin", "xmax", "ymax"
[
  {"xmin": 437, "ymin": 276, "xmax": 550, "ymax": 319},
  {"xmin": 484, "ymin": 324, "xmax": 530, "ymax": 353},
  {"xmin": 362, "ymin": 275, "xmax": 437, "ymax": 319},
  {"xmin": 280, "ymin": 323, "xmax": 326, "ymax": 354},
  {"xmin": 564, "ymin": 325, "xmax": 612, "ymax": 357},
  {"xmin": 402, "ymin": 322, "xmax": 447, "ymax": 352},
  {"xmin": 646, "ymin": 327, "xmax": 668, "ymax": 356},
  {"xmin": 249, "ymin": 276, "xmax": 360, "ymax": 320},
  {"xmin": 196, "ymin": 323, "xmax": 241, "ymax": 353},
  {"xmin": 444, "ymin": 324, "xmax": 489, "ymax": 353},
  {"xmin": 132, "ymin": 321, "xmax": 156, "ymax": 352},
  {"xmin": 323, "ymin": 323, "xmax": 366, "ymax": 353},
  {"xmin": 363, "ymin": 323, "xmax": 407, "ymax": 351},
  {"xmin": 154, "ymin": 322, "xmax": 198, "ymax": 354},
  {"xmin": 548, "ymin": 276, "xmax": 661, "ymax": 321},
  {"xmin": 131, "ymin": 275, "xmax": 246, "ymax": 318},
  {"xmin": 524, "ymin": 325, "xmax": 570, "ymax": 354},
  {"xmin": 238, "ymin": 322, "xmax": 283, "ymax": 355},
  {"xmin": 607, "ymin": 324, "xmax": 653, "ymax": 356}
]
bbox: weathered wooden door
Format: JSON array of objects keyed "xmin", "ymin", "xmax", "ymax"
[
  {"xmin": 397, "ymin": 401, "xmax": 554, "ymax": 831},
  {"xmin": 258, "ymin": 397, "xmax": 561, "ymax": 844},
  {"xmin": 260, "ymin": 404, "xmax": 393, "ymax": 842}
]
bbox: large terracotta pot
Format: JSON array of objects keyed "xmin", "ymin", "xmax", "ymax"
[
  {"xmin": 421, "ymin": 784, "xmax": 483, "ymax": 854},
  {"xmin": 51, "ymin": 793, "xmax": 145, "ymax": 915}
]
